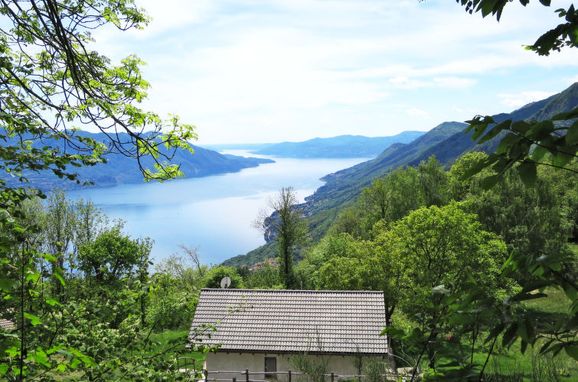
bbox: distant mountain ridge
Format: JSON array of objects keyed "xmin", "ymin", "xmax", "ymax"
[
  {"xmin": 249, "ymin": 131, "xmax": 425, "ymax": 158},
  {"xmin": 304, "ymin": 83, "xmax": 578, "ymax": 230},
  {"xmin": 224, "ymin": 82, "xmax": 578, "ymax": 267},
  {"xmin": 1, "ymin": 131, "xmax": 273, "ymax": 191}
]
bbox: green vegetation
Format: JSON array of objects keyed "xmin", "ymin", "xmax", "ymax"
[
  {"xmin": 455, "ymin": 0, "xmax": 578, "ymax": 184},
  {"xmin": 0, "ymin": 191, "xmax": 236, "ymax": 379},
  {"xmin": 1, "ymin": 0, "xmax": 577, "ymax": 380},
  {"xmin": 254, "ymin": 187, "xmax": 309, "ymax": 289},
  {"xmin": 231, "ymin": 83, "xmax": 578, "ymax": 268},
  {"xmin": 230, "ymin": 152, "xmax": 578, "ymax": 380},
  {"xmin": 291, "ymin": 153, "xmax": 578, "ymax": 380}
]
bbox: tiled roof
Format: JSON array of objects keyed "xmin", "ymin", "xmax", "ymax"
[
  {"xmin": 189, "ymin": 289, "xmax": 388, "ymax": 355},
  {"xmin": 0, "ymin": 318, "xmax": 15, "ymax": 331}
]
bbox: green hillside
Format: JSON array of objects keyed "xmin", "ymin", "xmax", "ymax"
[{"xmin": 225, "ymin": 82, "xmax": 578, "ymax": 267}]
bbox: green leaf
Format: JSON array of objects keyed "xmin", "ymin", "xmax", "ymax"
[
  {"xmin": 0, "ymin": 363, "xmax": 7, "ymax": 377},
  {"xmin": 40, "ymin": 253, "xmax": 58, "ymax": 263},
  {"xmin": 517, "ymin": 161, "xmax": 537, "ymax": 186},
  {"xmin": 45, "ymin": 298, "xmax": 60, "ymax": 307},
  {"xmin": 540, "ymin": 338, "xmax": 555, "ymax": 354},
  {"xmin": 29, "ymin": 347, "xmax": 51, "ymax": 368},
  {"xmin": 53, "ymin": 271, "xmax": 65, "ymax": 286},
  {"xmin": 565, "ymin": 345, "xmax": 578, "ymax": 361},
  {"xmin": 551, "ymin": 151, "xmax": 573, "ymax": 168},
  {"xmin": 479, "ymin": 120, "xmax": 510, "ymax": 143},
  {"xmin": 566, "ymin": 120, "xmax": 578, "ymax": 145},
  {"xmin": 530, "ymin": 145, "xmax": 549, "ymax": 162},
  {"xmin": 0, "ymin": 278, "xmax": 15, "ymax": 292},
  {"xmin": 24, "ymin": 312, "xmax": 42, "ymax": 326},
  {"xmin": 25, "ymin": 271, "xmax": 40, "ymax": 284},
  {"xmin": 502, "ymin": 322, "xmax": 518, "ymax": 348}
]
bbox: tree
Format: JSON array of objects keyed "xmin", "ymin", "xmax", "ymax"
[
  {"xmin": 358, "ymin": 166, "xmax": 423, "ymax": 233},
  {"xmin": 302, "ymin": 233, "xmax": 375, "ymax": 291},
  {"xmin": 256, "ymin": 187, "xmax": 308, "ymax": 289},
  {"xmin": 0, "ymin": 0, "xmax": 196, "ymax": 189},
  {"xmin": 78, "ymin": 226, "xmax": 151, "ymax": 287},
  {"xmin": 0, "ymin": 2, "xmax": 195, "ymax": 377},
  {"xmin": 449, "ymin": 1, "xmax": 578, "ymax": 365},
  {"xmin": 332, "ymin": 157, "xmax": 447, "ymax": 240},
  {"xmin": 381, "ymin": 203, "xmax": 510, "ymax": 372},
  {"xmin": 44, "ymin": 191, "xmax": 74, "ymax": 297},
  {"xmin": 448, "ymin": 0, "xmax": 578, "ymax": 183},
  {"xmin": 72, "ymin": 198, "xmax": 108, "ymax": 256},
  {"xmin": 202, "ymin": 265, "xmax": 244, "ymax": 289}
]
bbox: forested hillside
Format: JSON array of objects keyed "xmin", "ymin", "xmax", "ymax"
[
  {"xmin": 3, "ymin": 0, "xmax": 578, "ymax": 380},
  {"xmin": 218, "ymin": 149, "xmax": 578, "ymax": 380},
  {"xmin": 0, "ymin": 131, "xmax": 273, "ymax": 191},
  {"xmin": 226, "ymin": 83, "xmax": 578, "ymax": 267}
]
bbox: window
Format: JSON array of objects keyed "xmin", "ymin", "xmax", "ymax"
[{"xmin": 264, "ymin": 356, "xmax": 277, "ymax": 379}]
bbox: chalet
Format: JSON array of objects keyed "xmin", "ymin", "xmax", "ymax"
[{"xmin": 189, "ymin": 289, "xmax": 391, "ymax": 378}]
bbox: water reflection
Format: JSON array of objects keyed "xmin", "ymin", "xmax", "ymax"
[{"xmin": 68, "ymin": 153, "xmax": 369, "ymax": 264}]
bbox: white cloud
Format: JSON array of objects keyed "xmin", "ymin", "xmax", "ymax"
[
  {"xmin": 84, "ymin": 0, "xmax": 578, "ymax": 143},
  {"xmin": 433, "ymin": 77, "xmax": 477, "ymax": 89}
]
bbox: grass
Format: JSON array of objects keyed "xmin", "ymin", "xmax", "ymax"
[
  {"xmin": 146, "ymin": 329, "xmax": 190, "ymax": 357},
  {"xmin": 472, "ymin": 272, "xmax": 578, "ymax": 382},
  {"xmin": 523, "ymin": 287, "xmax": 572, "ymax": 315},
  {"xmin": 472, "ymin": 341, "xmax": 578, "ymax": 382}
]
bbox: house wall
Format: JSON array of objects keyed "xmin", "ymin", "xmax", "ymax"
[{"xmin": 205, "ymin": 352, "xmax": 392, "ymax": 381}]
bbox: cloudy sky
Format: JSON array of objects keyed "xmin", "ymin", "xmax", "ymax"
[{"xmin": 93, "ymin": 0, "xmax": 578, "ymax": 144}]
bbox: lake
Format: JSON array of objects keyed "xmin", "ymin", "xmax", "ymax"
[{"xmin": 68, "ymin": 152, "xmax": 369, "ymax": 265}]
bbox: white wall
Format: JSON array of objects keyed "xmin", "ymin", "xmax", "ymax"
[{"xmin": 205, "ymin": 352, "xmax": 391, "ymax": 381}]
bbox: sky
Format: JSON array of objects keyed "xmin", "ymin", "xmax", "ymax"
[{"xmin": 92, "ymin": 0, "xmax": 578, "ymax": 144}]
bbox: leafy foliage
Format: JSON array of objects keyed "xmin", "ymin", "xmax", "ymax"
[
  {"xmin": 0, "ymin": 1, "xmax": 199, "ymax": 378},
  {"xmin": 0, "ymin": 193, "xmax": 214, "ymax": 380},
  {"xmin": 203, "ymin": 265, "xmax": 244, "ymax": 289},
  {"xmin": 257, "ymin": 187, "xmax": 309, "ymax": 289},
  {"xmin": 451, "ymin": 1, "xmax": 578, "ymax": 182},
  {"xmin": 296, "ymin": 153, "xmax": 578, "ymax": 380}
]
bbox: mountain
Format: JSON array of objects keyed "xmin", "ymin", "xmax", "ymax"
[
  {"xmin": 248, "ymin": 131, "xmax": 425, "ymax": 158},
  {"xmin": 224, "ymin": 82, "xmax": 578, "ymax": 267},
  {"xmin": 203, "ymin": 143, "xmax": 272, "ymax": 152},
  {"xmin": 1, "ymin": 131, "xmax": 274, "ymax": 191}
]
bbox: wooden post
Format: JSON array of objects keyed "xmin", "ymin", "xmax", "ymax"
[
  {"xmin": 331, "ymin": 372, "xmax": 335, "ymax": 382},
  {"xmin": 288, "ymin": 370, "xmax": 292, "ymax": 382},
  {"xmin": 246, "ymin": 369, "xmax": 249, "ymax": 382}
]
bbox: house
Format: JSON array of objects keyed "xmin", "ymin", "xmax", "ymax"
[
  {"xmin": 189, "ymin": 289, "xmax": 392, "ymax": 379},
  {"xmin": 0, "ymin": 318, "xmax": 15, "ymax": 331}
]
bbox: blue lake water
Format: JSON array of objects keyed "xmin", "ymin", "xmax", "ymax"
[{"xmin": 67, "ymin": 152, "xmax": 369, "ymax": 265}]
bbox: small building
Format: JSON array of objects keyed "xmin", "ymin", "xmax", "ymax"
[
  {"xmin": 0, "ymin": 318, "xmax": 15, "ymax": 332},
  {"xmin": 189, "ymin": 288, "xmax": 392, "ymax": 379}
]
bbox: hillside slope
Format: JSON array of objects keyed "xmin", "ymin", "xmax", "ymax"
[
  {"xmin": 2, "ymin": 131, "xmax": 273, "ymax": 191},
  {"xmin": 251, "ymin": 131, "xmax": 425, "ymax": 158},
  {"xmin": 225, "ymin": 82, "xmax": 578, "ymax": 267}
]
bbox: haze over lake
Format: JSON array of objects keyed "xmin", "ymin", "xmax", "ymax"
[{"xmin": 68, "ymin": 151, "xmax": 369, "ymax": 264}]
